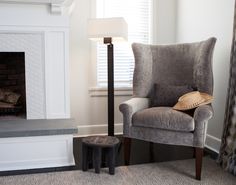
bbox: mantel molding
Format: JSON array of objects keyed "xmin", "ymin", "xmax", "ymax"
[{"xmin": 0, "ymin": 0, "xmax": 74, "ymax": 14}]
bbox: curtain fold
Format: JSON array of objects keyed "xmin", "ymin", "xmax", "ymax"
[{"xmin": 218, "ymin": 0, "xmax": 236, "ymax": 176}]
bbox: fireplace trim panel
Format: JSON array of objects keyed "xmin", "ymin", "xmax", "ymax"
[
  {"xmin": 0, "ymin": 32, "xmax": 46, "ymax": 119},
  {"xmin": 0, "ymin": 30, "xmax": 70, "ymax": 119},
  {"xmin": 0, "ymin": 0, "xmax": 75, "ymax": 14},
  {"xmin": 0, "ymin": 1, "xmax": 71, "ymax": 119},
  {"xmin": 0, "ymin": 135, "xmax": 75, "ymax": 171}
]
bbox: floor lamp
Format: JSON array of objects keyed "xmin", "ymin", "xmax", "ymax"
[{"xmin": 88, "ymin": 17, "xmax": 128, "ymax": 136}]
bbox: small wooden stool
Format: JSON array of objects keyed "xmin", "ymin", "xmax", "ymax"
[{"xmin": 82, "ymin": 136, "xmax": 119, "ymax": 175}]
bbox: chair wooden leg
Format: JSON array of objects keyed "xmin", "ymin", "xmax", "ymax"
[
  {"xmin": 149, "ymin": 142, "xmax": 154, "ymax": 163},
  {"xmin": 195, "ymin": 147, "xmax": 204, "ymax": 180},
  {"xmin": 124, "ymin": 137, "xmax": 131, "ymax": 165}
]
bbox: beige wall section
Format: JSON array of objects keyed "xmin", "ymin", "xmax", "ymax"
[
  {"xmin": 69, "ymin": 0, "xmax": 132, "ymax": 136},
  {"xmin": 154, "ymin": 0, "xmax": 177, "ymax": 44},
  {"xmin": 70, "ymin": 0, "xmax": 91, "ymax": 127},
  {"xmin": 176, "ymin": 0, "xmax": 235, "ymax": 152},
  {"xmin": 69, "ymin": 0, "xmax": 177, "ymax": 136}
]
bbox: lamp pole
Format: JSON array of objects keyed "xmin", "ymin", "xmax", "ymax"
[
  {"xmin": 104, "ymin": 37, "xmax": 114, "ymax": 136},
  {"xmin": 88, "ymin": 18, "xmax": 127, "ymax": 136}
]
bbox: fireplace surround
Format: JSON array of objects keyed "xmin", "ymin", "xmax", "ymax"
[
  {"xmin": 0, "ymin": 3, "xmax": 71, "ymax": 119},
  {"xmin": 0, "ymin": 0, "xmax": 76, "ymax": 172}
]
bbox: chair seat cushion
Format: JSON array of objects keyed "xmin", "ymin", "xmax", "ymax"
[{"xmin": 132, "ymin": 107, "xmax": 194, "ymax": 132}]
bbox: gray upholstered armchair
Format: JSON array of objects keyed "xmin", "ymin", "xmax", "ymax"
[{"xmin": 119, "ymin": 38, "xmax": 216, "ymax": 180}]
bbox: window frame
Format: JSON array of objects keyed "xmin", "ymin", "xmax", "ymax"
[{"xmin": 89, "ymin": 0, "xmax": 156, "ymax": 94}]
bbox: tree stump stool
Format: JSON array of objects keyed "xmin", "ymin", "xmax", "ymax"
[{"xmin": 82, "ymin": 136, "xmax": 119, "ymax": 175}]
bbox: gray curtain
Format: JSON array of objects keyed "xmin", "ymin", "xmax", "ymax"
[{"xmin": 218, "ymin": 1, "xmax": 236, "ymax": 176}]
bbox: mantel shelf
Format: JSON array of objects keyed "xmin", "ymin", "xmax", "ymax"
[{"xmin": 0, "ymin": 0, "xmax": 74, "ymax": 14}]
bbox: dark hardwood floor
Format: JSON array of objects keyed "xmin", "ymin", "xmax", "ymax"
[{"xmin": 0, "ymin": 135, "xmax": 217, "ymax": 176}]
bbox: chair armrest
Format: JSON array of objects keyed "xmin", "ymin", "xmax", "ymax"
[
  {"xmin": 193, "ymin": 105, "xmax": 213, "ymax": 147},
  {"xmin": 119, "ymin": 97, "xmax": 149, "ymax": 116},
  {"xmin": 119, "ymin": 98, "xmax": 149, "ymax": 135},
  {"xmin": 194, "ymin": 104, "xmax": 213, "ymax": 122}
]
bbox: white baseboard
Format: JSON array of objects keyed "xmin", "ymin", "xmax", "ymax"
[
  {"xmin": 75, "ymin": 123, "xmax": 123, "ymax": 137},
  {"xmin": 205, "ymin": 134, "xmax": 221, "ymax": 153}
]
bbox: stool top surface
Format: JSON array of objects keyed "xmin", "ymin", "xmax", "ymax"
[{"xmin": 82, "ymin": 136, "xmax": 119, "ymax": 147}]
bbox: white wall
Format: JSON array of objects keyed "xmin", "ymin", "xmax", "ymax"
[
  {"xmin": 176, "ymin": 0, "xmax": 235, "ymax": 152},
  {"xmin": 69, "ymin": 0, "xmax": 177, "ymax": 136},
  {"xmin": 70, "ymin": 0, "xmax": 91, "ymax": 128},
  {"xmin": 154, "ymin": 0, "xmax": 177, "ymax": 44},
  {"xmin": 69, "ymin": 0, "xmax": 131, "ymax": 135}
]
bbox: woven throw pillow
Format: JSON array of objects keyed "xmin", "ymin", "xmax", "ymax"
[{"xmin": 151, "ymin": 84, "xmax": 194, "ymax": 107}]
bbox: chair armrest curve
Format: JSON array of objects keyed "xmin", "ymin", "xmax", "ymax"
[
  {"xmin": 119, "ymin": 97, "xmax": 149, "ymax": 116},
  {"xmin": 194, "ymin": 104, "xmax": 213, "ymax": 122},
  {"xmin": 193, "ymin": 104, "xmax": 213, "ymax": 147}
]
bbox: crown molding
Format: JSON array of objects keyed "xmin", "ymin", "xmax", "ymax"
[{"xmin": 0, "ymin": 0, "xmax": 75, "ymax": 14}]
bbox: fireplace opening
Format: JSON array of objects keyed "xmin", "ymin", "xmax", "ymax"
[{"xmin": 0, "ymin": 52, "xmax": 26, "ymax": 119}]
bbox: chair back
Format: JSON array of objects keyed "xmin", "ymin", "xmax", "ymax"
[{"xmin": 132, "ymin": 38, "xmax": 216, "ymax": 98}]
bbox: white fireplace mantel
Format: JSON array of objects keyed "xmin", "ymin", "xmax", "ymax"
[
  {"xmin": 0, "ymin": 1, "xmax": 75, "ymax": 171},
  {"xmin": 0, "ymin": 0, "xmax": 74, "ymax": 14},
  {"xmin": 0, "ymin": 1, "xmax": 71, "ymax": 119}
]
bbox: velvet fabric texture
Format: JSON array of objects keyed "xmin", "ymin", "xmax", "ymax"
[
  {"xmin": 151, "ymin": 84, "xmax": 193, "ymax": 107},
  {"xmin": 120, "ymin": 38, "xmax": 216, "ymax": 148},
  {"xmin": 132, "ymin": 38, "xmax": 216, "ymax": 98},
  {"xmin": 132, "ymin": 107, "xmax": 194, "ymax": 132},
  {"xmin": 218, "ymin": 1, "xmax": 236, "ymax": 176}
]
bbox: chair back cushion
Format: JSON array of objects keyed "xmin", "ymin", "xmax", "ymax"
[
  {"xmin": 132, "ymin": 38, "xmax": 217, "ymax": 99},
  {"xmin": 151, "ymin": 84, "xmax": 194, "ymax": 107}
]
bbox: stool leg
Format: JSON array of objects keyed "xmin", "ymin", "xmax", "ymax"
[
  {"xmin": 93, "ymin": 147, "xmax": 101, "ymax": 174},
  {"xmin": 82, "ymin": 143, "xmax": 88, "ymax": 171},
  {"xmin": 108, "ymin": 147, "xmax": 116, "ymax": 175}
]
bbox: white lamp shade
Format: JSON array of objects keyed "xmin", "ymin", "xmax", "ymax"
[{"xmin": 87, "ymin": 17, "xmax": 128, "ymax": 42}]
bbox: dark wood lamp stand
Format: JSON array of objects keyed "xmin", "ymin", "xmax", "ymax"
[
  {"xmin": 104, "ymin": 37, "xmax": 114, "ymax": 136},
  {"xmin": 87, "ymin": 17, "xmax": 127, "ymax": 136}
]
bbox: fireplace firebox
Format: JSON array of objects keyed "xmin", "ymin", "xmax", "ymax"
[{"xmin": 0, "ymin": 52, "xmax": 26, "ymax": 118}]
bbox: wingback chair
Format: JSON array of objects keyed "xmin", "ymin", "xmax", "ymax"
[{"xmin": 119, "ymin": 37, "xmax": 216, "ymax": 180}]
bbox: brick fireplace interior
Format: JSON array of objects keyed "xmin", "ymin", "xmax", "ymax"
[{"xmin": 0, "ymin": 52, "xmax": 26, "ymax": 119}]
